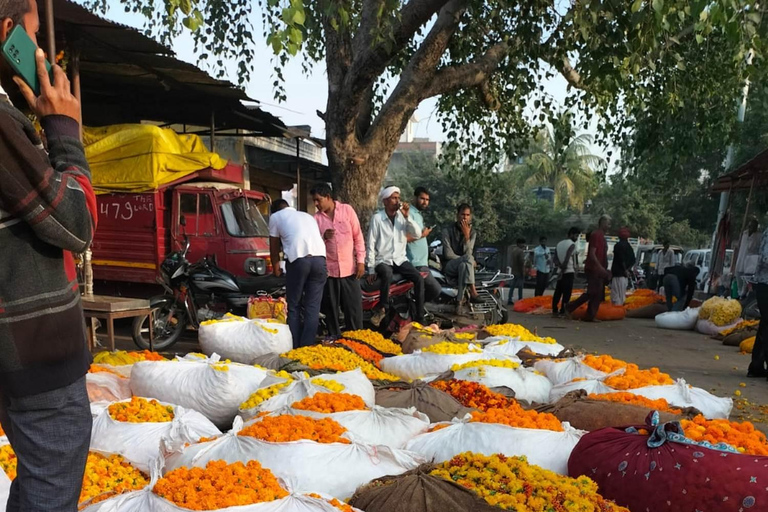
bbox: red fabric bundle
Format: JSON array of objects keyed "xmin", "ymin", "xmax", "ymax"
[{"xmin": 568, "ymin": 417, "xmax": 768, "ymax": 511}]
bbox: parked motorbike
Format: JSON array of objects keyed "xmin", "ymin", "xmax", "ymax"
[
  {"xmin": 359, "ymin": 272, "xmax": 430, "ymax": 333},
  {"xmin": 427, "ymin": 267, "xmax": 511, "ymax": 325},
  {"xmin": 132, "ymin": 237, "xmax": 285, "ymax": 350}
]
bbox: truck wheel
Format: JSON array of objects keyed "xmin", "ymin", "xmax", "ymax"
[{"xmin": 132, "ymin": 304, "xmax": 187, "ymax": 351}]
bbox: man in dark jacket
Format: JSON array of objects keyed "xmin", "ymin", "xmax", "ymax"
[
  {"xmin": 610, "ymin": 228, "xmax": 636, "ymax": 306},
  {"xmin": 442, "ymin": 203, "xmax": 482, "ymax": 307},
  {"xmin": 0, "ymin": 1, "xmax": 97, "ymax": 509},
  {"xmin": 663, "ymin": 264, "xmax": 700, "ymax": 312}
]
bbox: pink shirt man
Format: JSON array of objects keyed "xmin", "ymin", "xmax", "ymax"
[{"xmin": 315, "ymin": 202, "xmax": 366, "ymax": 278}]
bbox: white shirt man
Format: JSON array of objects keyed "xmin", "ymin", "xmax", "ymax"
[{"xmin": 269, "ymin": 201, "xmax": 327, "ymax": 347}]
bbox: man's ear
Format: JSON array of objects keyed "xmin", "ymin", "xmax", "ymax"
[{"xmin": 0, "ymin": 18, "xmax": 13, "ymax": 43}]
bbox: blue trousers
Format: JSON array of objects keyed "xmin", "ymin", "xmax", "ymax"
[
  {"xmin": 663, "ymin": 274, "xmax": 685, "ymax": 312},
  {"xmin": 0, "ymin": 377, "xmax": 91, "ymax": 512},
  {"xmin": 286, "ymin": 256, "xmax": 328, "ymax": 347}
]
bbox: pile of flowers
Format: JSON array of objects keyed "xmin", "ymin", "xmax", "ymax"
[
  {"xmin": 680, "ymin": 415, "xmax": 768, "ymax": 456},
  {"xmin": 292, "ymin": 393, "xmax": 367, "ymax": 413},
  {"xmin": 240, "ymin": 371, "xmax": 294, "ymax": 410},
  {"xmin": 582, "ymin": 354, "xmax": 628, "ymax": 374},
  {"xmin": 588, "ymin": 392, "xmax": 682, "ymax": 414},
  {"xmin": 153, "ymin": 460, "xmax": 287, "ymax": 510},
  {"xmin": 310, "ymin": 378, "xmax": 346, "ymax": 393},
  {"xmin": 337, "ymin": 339, "xmax": 384, "ymax": 367},
  {"xmin": 88, "ymin": 364, "xmax": 125, "ymax": 377},
  {"xmin": 511, "ymin": 296, "xmax": 553, "ymax": 313},
  {"xmin": 720, "ymin": 319, "xmax": 760, "ymax": 337},
  {"xmin": 430, "ymin": 453, "xmax": 629, "ymax": 511},
  {"xmin": 453, "ymin": 332, "xmax": 477, "ymax": 341},
  {"xmin": 283, "ymin": 346, "xmax": 399, "ymax": 381},
  {"xmin": 342, "ymin": 329, "xmax": 403, "ymax": 355},
  {"xmin": 470, "ymin": 406, "xmax": 563, "ymax": 432},
  {"xmin": 238, "ymin": 415, "xmax": 350, "ymax": 444},
  {"xmin": 108, "ymin": 397, "xmax": 174, "ymax": 423},
  {"xmin": 603, "ymin": 365, "xmax": 674, "ymax": 390},
  {"xmin": 422, "ymin": 342, "xmax": 482, "ymax": 355},
  {"xmin": 485, "ymin": 323, "xmax": 557, "ymax": 344},
  {"xmin": 430, "ymin": 379, "xmax": 515, "ymax": 411},
  {"xmin": 93, "ymin": 350, "xmax": 166, "ymax": 366},
  {"xmin": 0, "ymin": 444, "xmax": 16, "ymax": 480},
  {"xmin": 451, "ymin": 359, "xmax": 520, "ymax": 372},
  {"xmin": 80, "ymin": 452, "xmax": 149, "ymax": 505},
  {"xmin": 623, "ymin": 289, "xmax": 665, "ymax": 310},
  {"xmin": 699, "ymin": 296, "xmax": 742, "ymax": 326}
]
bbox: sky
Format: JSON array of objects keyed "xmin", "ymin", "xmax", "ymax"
[{"xmin": 80, "ymin": 1, "xmax": 609, "ymax": 165}]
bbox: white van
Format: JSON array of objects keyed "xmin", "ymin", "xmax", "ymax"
[{"xmin": 682, "ymin": 249, "xmax": 734, "ymax": 290}]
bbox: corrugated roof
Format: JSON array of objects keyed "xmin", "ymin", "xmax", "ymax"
[
  {"xmin": 711, "ymin": 149, "xmax": 768, "ymax": 193},
  {"xmin": 38, "ymin": 0, "xmax": 288, "ymax": 136}
]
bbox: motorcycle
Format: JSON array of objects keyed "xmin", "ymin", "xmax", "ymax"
[
  {"xmin": 132, "ymin": 237, "xmax": 285, "ymax": 350},
  {"xmin": 359, "ymin": 271, "xmax": 430, "ymax": 333},
  {"xmin": 427, "ymin": 266, "xmax": 512, "ymax": 325}
]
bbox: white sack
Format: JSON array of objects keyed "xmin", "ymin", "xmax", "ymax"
[
  {"xmin": 533, "ymin": 357, "xmax": 608, "ymax": 386},
  {"xmin": 199, "ymin": 316, "xmax": 293, "ymax": 364},
  {"xmin": 86, "ymin": 372, "xmax": 132, "ymax": 403},
  {"xmin": 695, "ymin": 318, "xmax": 743, "ymax": 336},
  {"xmin": 452, "ymin": 365, "xmax": 552, "ymax": 404},
  {"xmin": 626, "ymin": 378, "xmax": 733, "ymax": 419},
  {"xmin": 655, "ymin": 307, "xmax": 700, "ymax": 330},
  {"xmin": 483, "ymin": 336, "xmax": 565, "ymax": 357},
  {"xmin": 380, "ymin": 346, "xmax": 520, "ymax": 380},
  {"xmin": 549, "ymin": 379, "xmax": 616, "ymax": 403},
  {"xmin": 405, "ymin": 417, "xmax": 583, "ymax": 475}
]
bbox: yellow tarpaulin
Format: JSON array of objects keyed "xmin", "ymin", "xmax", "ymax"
[{"xmin": 84, "ymin": 124, "xmax": 228, "ymax": 194}]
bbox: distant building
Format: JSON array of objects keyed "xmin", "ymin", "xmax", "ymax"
[{"xmin": 387, "ymin": 117, "xmax": 442, "ymax": 180}]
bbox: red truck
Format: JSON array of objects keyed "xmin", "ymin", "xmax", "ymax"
[{"xmin": 91, "ymin": 164, "xmax": 273, "ymax": 297}]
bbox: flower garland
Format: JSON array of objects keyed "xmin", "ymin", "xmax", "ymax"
[
  {"xmin": 154, "ymin": 460, "xmax": 287, "ymax": 510},
  {"xmin": 588, "ymin": 393, "xmax": 682, "ymax": 414},
  {"xmin": 470, "ymin": 406, "xmax": 563, "ymax": 432},
  {"xmin": 430, "ymin": 453, "xmax": 629, "ymax": 511},
  {"xmin": 238, "ymin": 415, "xmax": 349, "ymax": 444},
  {"xmin": 342, "ymin": 329, "xmax": 403, "ymax": 355},
  {"xmin": 0, "ymin": 445, "xmax": 16, "ymax": 480},
  {"xmin": 310, "ymin": 378, "xmax": 346, "ymax": 393},
  {"xmin": 451, "ymin": 359, "xmax": 520, "ymax": 372},
  {"xmin": 603, "ymin": 365, "xmax": 674, "ymax": 390},
  {"xmin": 92, "ymin": 350, "xmax": 166, "ymax": 366},
  {"xmin": 80, "ymin": 453, "xmax": 149, "ymax": 505},
  {"xmin": 337, "ymin": 339, "xmax": 384, "ymax": 367},
  {"xmin": 485, "ymin": 323, "xmax": 557, "ymax": 344},
  {"xmin": 292, "ymin": 393, "xmax": 367, "ymax": 413},
  {"xmin": 283, "ymin": 346, "xmax": 399, "ymax": 381},
  {"xmin": 240, "ymin": 371, "xmax": 294, "ymax": 410},
  {"xmin": 429, "ymin": 379, "xmax": 515, "ymax": 411},
  {"xmin": 422, "ymin": 342, "xmax": 481, "ymax": 355},
  {"xmin": 680, "ymin": 415, "xmax": 768, "ymax": 456},
  {"xmin": 108, "ymin": 397, "xmax": 174, "ymax": 423}
]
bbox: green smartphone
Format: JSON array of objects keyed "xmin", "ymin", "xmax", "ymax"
[{"xmin": 1, "ymin": 25, "xmax": 52, "ymax": 96}]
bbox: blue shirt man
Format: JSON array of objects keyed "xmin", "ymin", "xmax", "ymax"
[
  {"xmin": 533, "ymin": 237, "xmax": 552, "ymax": 296},
  {"xmin": 406, "ymin": 187, "xmax": 441, "ymax": 302}
]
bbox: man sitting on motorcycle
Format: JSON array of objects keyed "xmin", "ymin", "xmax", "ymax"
[
  {"xmin": 442, "ymin": 204, "xmax": 483, "ymax": 308},
  {"xmin": 366, "ymin": 187, "xmax": 426, "ymax": 327}
]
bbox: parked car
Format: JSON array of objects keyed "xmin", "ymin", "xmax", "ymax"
[
  {"xmin": 636, "ymin": 244, "xmax": 684, "ymax": 289},
  {"xmin": 682, "ymin": 249, "xmax": 734, "ymax": 290}
]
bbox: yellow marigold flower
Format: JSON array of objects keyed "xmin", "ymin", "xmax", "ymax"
[
  {"xmin": 108, "ymin": 397, "xmax": 174, "ymax": 423},
  {"xmin": 240, "ymin": 371, "xmax": 293, "ymax": 410},
  {"xmin": 342, "ymin": 329, "xmax": 403, "ymax": 355},
  {"xmin": 311, "ymin": 378, "xmax": 346, "ymax": 393},
  {"xmin": 422, "ymin": 342, "xmax": 481, "ymax": 355},
  {"xmin": 452, "ymin": 359, "xmax": 520, "ymax": 372},
  {"xmin": 283, "ymin": 346, "xmax": 399, "ymax": 381}
]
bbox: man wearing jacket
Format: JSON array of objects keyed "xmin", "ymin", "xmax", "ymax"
[{"xmin": 0, "ymin": 1, "xmax": 98, "ymax": 509}]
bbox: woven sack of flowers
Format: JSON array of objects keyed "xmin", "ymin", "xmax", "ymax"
[{"xmin": 374, "ymin": 380, "xmax": 475, "ymax": 423}]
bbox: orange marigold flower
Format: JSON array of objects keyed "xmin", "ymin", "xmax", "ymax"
[
  {"xmin": 603, "ymin": 365, "xmax": 674, "ymax": 390},
  {"xmin": 239, "ymin": 415, "xmax": 350, "ymax": 444},
  {"xmin": 79, "ymin": 452, "xmax": 148, "ymax": 506},
  {"xmin": 292, "ymin": 393, "xmax": 367, "ymax": 413},
  {"xmin": 306, "ymin": 493, "xmax": 355, "ymax": 512},
  {"xmin": 154, "ymin": 460, "xmax": 287, "ymax": 510},
  {"xmin": 582, "ymin": 354, "xmax": 628, "ymax": 374},
  {"xmin": 108, "ymin": 397, "xmax": 174, "ymax": 423},
  {"xmin": 589, "ymin": 393, "xmax": 682, "ymax": 414},
  {"xmin": 470, "ymin": 407, "xmax": 563, "ymax": 432},
  {"xmin": 429, "ymin": 379, "xmax": 515, "ymax": 411},
  {"xmin": 681, "ymin": 415, "xmax": 768, "ymax": 456},
  {"xmin": 337, "ymin": 339, "xmax": 384, "ymax": 367},
  {"xmin": 0, "ymin": 445, "xmax": 16, "ymax": 480}
]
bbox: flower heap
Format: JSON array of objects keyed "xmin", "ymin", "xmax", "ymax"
[
  {"xmin": 453, "ymin": 332, "xmax": 477, "ymax": 341},
  {"xmin": 422, "ymin": 342, "xmax": 482, "ymax": 355},
  {"xmin": 430, "ymin": 453, "xmax": 629, "ymax": 511},
  {"xmin": 699, "ymin": 296, "xmax": 742, "ymax": 327},
  {"xmin": 342, "ymin": 329, "xmax": 403, "ymax": 355},
  {"xmin": 470, "ymin": 405, "xmax": 563, "ymax": 432},
  {"xmin": 680, "ymin": 415, "xmax": 768, "ymax": 456},
  {"xmin": 283, "ymin": 346, "xmax": 399, "ymax": 381},
  {"xmin": 240, "ymin": 371, "xmax": 294, "ymax": 410},
  {"xmin": 310, "ymin": 378, "xmax": 346, "ymax": 393},
  {"xmin": 720, "ymin": 319, "xmax": 760, "ymax": 337},
  {"xmin": 80, "ymin": 453, "xmax": 149, "ymax": 506},
  {"xmin": 0, "ymin": 444, "xmax": 16, "ymax": 480},
  {"xmin": 88, "ymin": 364, "xmax": 125, "ymax": 377},
  {"xmin": 603, "ymin": 365, "xmax": 673, "ymax": 390},
  {"xmin": 337, "ymin": 339, "xmax": 384, "ymax": 367},
  {"xmin": 108, "ymin": 397, "xmax": 175, "ymax": 423},
  {"xmin": 238, "ymin": 415, "xmax": 350, "ymax": 444},
  {"xmin": 588, "ymin": 393, "xmax": 682, "ymax": 414},
  {"xmin": 581, "ymin": 354, "xmax": 627, "ymax": 374},
  {"xmin": 451, "ymin": 359, "xmax": 520, "ymax": 372},
  {"xmin": 485, "ymin": 323, "xmax": 557, "ymax": 344},
  {"xmin": 430, "ymin": 379, "xmax": 515, "ymax": 411},
  {"xmin": 154, "ymin": 460, "xmax": 288, "ymax": 510},
  {"xmin": 93, "ymin": 350, "xmax": 166, "ymax": 366},
  {"xmin": 623, "ymin": 289, "xmax": 665, "ymax": 310},
  {"xmin": 292, "ymin": 393, "xmax": 367, "ymax": 413}
]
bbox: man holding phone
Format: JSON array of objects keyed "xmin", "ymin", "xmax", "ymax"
[
  {"xmin": 406, "ymin": 187, "xmax": 441, "ymax": 302},
  {"xmin": 442, "ymin": 203, "xmax": 482, "ymax": 308},
  {"xmin": 0, "ymin": 1, "xmax": 97, "ymax": 510}
]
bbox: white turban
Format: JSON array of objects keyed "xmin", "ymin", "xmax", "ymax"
[{"xmin": 379, "ymin": 186, "xmax": 400, "ymax": 203}]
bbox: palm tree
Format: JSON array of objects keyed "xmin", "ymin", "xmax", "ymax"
[{"xmin": 511, "ymin": 113, "xmax": 605, "ymax": 211}]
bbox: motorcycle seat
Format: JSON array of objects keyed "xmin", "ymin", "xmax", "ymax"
[
  {"xmin": 360, "ymin": 273, "xmax": 405, "ymax": 293},
  {"xmin": 236, "ymin": 275, "xmax": 286, "ymax": 295}
]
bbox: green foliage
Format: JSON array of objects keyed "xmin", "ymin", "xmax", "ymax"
[
  {"xmin": 591, "ymin": 177, "xmax": 669, "ymax": 240},
  {"xmin": 508, "ymin": 112, "xmax": 603, "ymax": 211}
]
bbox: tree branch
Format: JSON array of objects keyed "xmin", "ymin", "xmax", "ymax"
[
  {"xmin": 423, "ymin": 41, "xmax": 511, "ymax": 98},
  {"xmin": 353, "ymin": 0, "xmax": 386, "ymax": 58}
]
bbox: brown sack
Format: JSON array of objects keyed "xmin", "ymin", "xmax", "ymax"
[
  {"xmin": 535, "ymin": 390, "xmax": 700, "ymax": 431},
  {"xmin": 722, "ymin": 330, "xmax": 757, "ymax": 346},
  {"xmin": 375, "ymin": 381, "xmax": 475, "ymax": 423},
  {"xmin": 625, "ymin": 303, "xmax": 668, "ymax": 319},
  {"xmin": 349, "ymin": 466, "xmax": 500, "ymax": 512}
]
